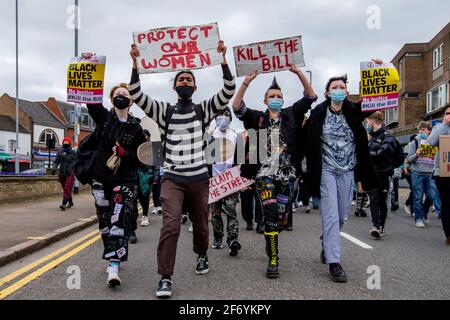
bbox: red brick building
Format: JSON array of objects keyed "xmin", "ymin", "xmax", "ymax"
[{"xmin": 388, "ymin": 22, "xmax": 450, "ymax": 144}]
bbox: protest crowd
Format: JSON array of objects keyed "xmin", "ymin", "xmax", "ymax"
[{"xmin": 56, "ymin": 22, "xmax": 450, "ymax": 298}]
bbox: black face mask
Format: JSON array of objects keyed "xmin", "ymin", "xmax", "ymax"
[
  {"xmin": 113, "ymin": 95, "xmax": 131, "ymax": 110},
  {"xmin": 63, "ymin": 144, "xmax": 70, "ymax": 150},
  {"xmin": 175, "ymin": 86, "xmax": 195, "ymax": 101}
]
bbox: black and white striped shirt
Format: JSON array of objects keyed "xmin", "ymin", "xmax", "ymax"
[{"xmin": 129, "ymin": 65, "xmax": 236, "ymax": 182}]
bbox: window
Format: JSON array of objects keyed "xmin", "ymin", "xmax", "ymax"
[
  {"xmin": 404, "ymin": 93, "xmax": 421, "ymax": 98},
  {"xmin": 427, "ymin": 83, "xmax": 449, "ymax": 113},
  {"xmin": 81, "ymin": 114, "xmax": 89, "ymax": 127},
  {"xmin": 433, "ymin": 43, "xmax": 444, "ymax": 70},
  {"xmin": 67, "ymin": 111, "xmax": 76, "ymax": 125},
  {"xmin": 38, "ymin": 129, "xmax": 59, "ymax": 146},
  {"xmin": 8, "ymin": 140, "xmax": 16, "ymax": 153},
  {"xmin": 88, "ymin": 116, "xmax": 95, "ymax": 129},
  {"xmin": 384, "ymin": 108, "xmax": 399, "ymax": 125}
]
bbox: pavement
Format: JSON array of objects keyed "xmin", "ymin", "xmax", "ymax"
[
  {"xmin": 0, "ymin": 192, "xmax": 97, "ymax": 267},
  {"xmin": 0, "ymin": 189, "xmax": 449, "ymax": 300}
]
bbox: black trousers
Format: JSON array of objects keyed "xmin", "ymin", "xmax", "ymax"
[
  {"xmin": 367, "ymin": 174, "xmax": 390, "ymax": 228},
  {"xmin": 240, "ymin": 188, "xmax": 263, "ymax": 225}
]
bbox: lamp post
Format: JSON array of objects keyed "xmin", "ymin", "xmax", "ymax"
[
  {"xmin": 74, "ymin": 0, "xmax": 80, "ymax": 146},
  {"xmin": 15, "ymin": 0, "xmax": 19, "ymax": 174}
]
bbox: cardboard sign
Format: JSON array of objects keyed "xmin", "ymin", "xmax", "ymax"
[
  {"xmin": 133, "ymin": 22, "xmax": 222, "ymax": 74},
  {"xmin": 233, "ymin": 36, "xmax": 305, "ymax": 77},
  {"xmin": 417, "ymin": 143, "xmax": 438, "ymax": 165},
  {"xmin": 208, "ymin": 166, "xmax": 254, "ymax": 204},
  {"xmin": 67, "ymin": 55, "xmax": 106, "ymax": 104},
  {"xmin": 360, "ymin": 62, "xmax": 400, "ymax": 112},
  {"xmin": 439, "ymin": 136, "xmax": 450, "ymax": 177}
]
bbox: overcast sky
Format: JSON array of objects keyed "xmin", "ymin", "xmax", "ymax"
[{"xmin": 1, "ymin": 0, "xmax": 449, "ymax": 132}]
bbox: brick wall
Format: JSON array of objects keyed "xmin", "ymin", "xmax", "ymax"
[{"xmin": 0, "ymin": 176, "xmax": 90, "ymax": 205}]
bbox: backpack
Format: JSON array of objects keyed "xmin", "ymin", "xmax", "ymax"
[
  {"xmin": 385, "ymin": 132, "xmax": 405, "ymax": 168},
  {"xmin": 72, "ymin": 119, "xmax": 108, "ymax": 185},
  {"xmin": 72, "ymin": 131, "xmax": 97, "ymax": 185}
]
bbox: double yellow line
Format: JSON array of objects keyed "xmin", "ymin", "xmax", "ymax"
[
  {"xmin": 0, "ymin": 230, "xmax": 100, "ymax": 300},
  {"xmin": 0, "ymin": 206, "xmax": 147, "ymax": 299}
]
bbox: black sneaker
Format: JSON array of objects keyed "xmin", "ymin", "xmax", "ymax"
[
  {"xmin": 66, "ymin": 201, "xmax": 74, "ymax": 209},
  {"xmin": 391, "ymin": 204, "xmax": 399, "ymax": 212},
  {"xmin": 370, "ymin": 226, "xmax": 381, "ymax": 239},
  {"xmin": 156, "ymin": 279, "xmax": 172, "ymax": 298},
  {"xmin": 59, "ymin": 205, "xmax": 66, "ymax": 211},
  {"xmin": 360, "ymin": 211, "xmax": 367, "ymax": 218},
  {"xmin": 129, "ymin": 231, "xmax": 138, "ymax": 244},
  {"xmin": 355, "ymin": 210, "xmax": 360, "ymax": 217},
  {"xmin": 256, "ymin": 223, "xmax": 265, "ymax": 234},
  {"xmin": 228, "ymin": 239, "xmax": 241, "ymax": 256},
  {"xmin": 329, "ymin": 263, "xmax": 347, "ymax": 283},
  {"xmin": 195, "ymin": 255, "xmax": 209, "ymax": 275},
  {"xmin": 211, "ymin": 236, "xmax": 223, "ymax": 249},
  {"xmin": 246, "ymin": 222, "xmax": 253, "ymax": 231},
  {"xmin": 181, "ymin": 214, "xmax": 188, "ymax": 225}
]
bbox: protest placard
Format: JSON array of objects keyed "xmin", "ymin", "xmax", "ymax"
[
  {"xmin": 67, "ymin": 55, "xmax": 106, "ymax": 104},
  {"xmin": 132, "ymin": 22, "xmax": 222, "ymax": 74},
  {"xmin": 417, "ymin": 143, "xmax": 438, "ymax": 165},
  {"xmin": 208, "ymin": 166, "xmax": 254, "ymax": 204},
  {"xmin": 439, "ymin": 136, "xmax": 450, "ymax": 178},
  {"xmin": 360, "ymin": 61, "xmax": 400, "ymax": 112},
  {"xmin": 233, "ymin": 36, "xmax": 305, "ymax": 77}
]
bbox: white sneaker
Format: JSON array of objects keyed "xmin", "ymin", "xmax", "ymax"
[
  {"xmin": 298, "ymin": 201, "xmax": 303, "ymax": 207},
  {"xmin": 157, "ymin": 207, "xmax": 163, "ymax": 215},
  {"xmin": 424, "ymin": 218, "xmax": 430, "ymax": 225},
  {"xmin": 141, "ymin": 216, "xmax": 150, "ymax": 226},
  {"xmin": 188, "ymin": 223, "xmax": 193, "ymax": 233},
  {"xmin": 107, "ymin": 266, "xmax": 121, "ymax": 288},
  {"xmin": 151, "ymin": 208, "xmax": 158, "ymax": 215},
  {"xmin": 351, "ymin": 201, "xmax": 356, "ymax": 206},
  {"xmin": 404, "ymin": 205, "xmax": 411, "ymax": 215},
  {"xmin": 415, "ymin": 221, "xmax": 425, "ymax": 228}
]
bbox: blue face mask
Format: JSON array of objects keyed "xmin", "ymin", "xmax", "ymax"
[
  {"xmin": 364, "ymin": 122, "xmax": 373, "ymax": 134},
  {"xmin": 216, "ymin": 116, "xmax": 230, "ymax": 130},
  {"xmin": 330, "ymin": 89, "xmax": 347, "ymax": 103},
  {"xmin": 267, "ymin": 98, "xmax": 283, "ymax": 112},
  {"xmin": 418, "ymin": 133, "xmax": 428, "ymax": 140}
]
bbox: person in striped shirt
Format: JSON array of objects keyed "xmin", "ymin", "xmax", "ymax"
[{"xmin": 129, "ymin": 41, "xmax": 235, "ymax": 298}]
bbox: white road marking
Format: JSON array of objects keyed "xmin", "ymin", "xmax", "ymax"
[{"xmin": 340, "ymin": 232, "xmax": 373, "ymax": 249}]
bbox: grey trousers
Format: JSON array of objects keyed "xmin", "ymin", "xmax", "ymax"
[{"xmin": 320, "ymin": 168, "xmax": 354, "ymax": 264}]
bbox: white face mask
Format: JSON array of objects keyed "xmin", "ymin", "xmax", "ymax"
[{"xmin": 216, "ymin": 116, "xmax": 230, "ymax": 129}]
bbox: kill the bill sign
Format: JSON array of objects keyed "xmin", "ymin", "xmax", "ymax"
[
  {"xmin": 360, "ymin": 61, "xmax": 400, "ymax": 112},
  {"xmin": 233, "ymin": 36, "xmax": 305, "ymax": 77},
  {"xmin": 67, "ymin": 55, "xmax": 106, "ymax": 104},
  {"xmin": 133, "ymin": 22, "xmax": 223, "ymax": 74}
]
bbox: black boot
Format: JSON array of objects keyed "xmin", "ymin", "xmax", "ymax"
[
  {"xmin": 60, "ymin": 199, "xmax": 67, "ymax": 211},
  {"xmin": 265, "ymin": 232, "xmax": 279, "ymax": 279},
  {"xmin": 329, "ymin": 263, "xmax": 347, "ymax": 283},
  {"xmin": 256, "ymin": 223, "xmax": 265, "ymax": 234},
  {"xmin": 66, "ymin": 198, "xmax": 74, "ymax": 209},
  {"xmin": 129, "ymin": 230, "xmax": 138, "ymax": 244}
]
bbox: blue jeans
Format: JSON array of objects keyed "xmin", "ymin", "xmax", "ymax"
[{"xmin": 411, "ymin": 173, "xmax": 440, "ymax": 221}]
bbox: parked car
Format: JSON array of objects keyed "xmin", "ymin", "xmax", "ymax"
[{"xmin": 20, "ymin": 168, "xmax": 46, "ymax": 176}]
